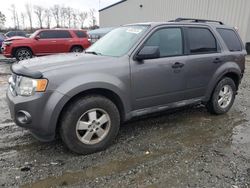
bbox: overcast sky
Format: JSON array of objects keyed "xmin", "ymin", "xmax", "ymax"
[{"xmin": 0, "ymin": 0, "xmax": 120, "ymax": 28}]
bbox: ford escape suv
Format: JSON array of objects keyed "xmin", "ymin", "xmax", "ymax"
[{"xmin": 7, "ymin": 18, "xmax": 246, "ymax": 154}]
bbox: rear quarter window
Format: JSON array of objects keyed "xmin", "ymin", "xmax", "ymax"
[
  {"xmin": 217, "ymin": 28, "xmax": 242, "ymax": 51},
  {"xmin": 74, "ymin": 31, "xmax": 87, "ymax": 38}
]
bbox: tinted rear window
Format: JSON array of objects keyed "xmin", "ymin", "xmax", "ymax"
[
  {"xmin": 217, "ymin": 28, "xmax": 242, "ymax": 51},
  {"xmin": 74, "ymin": 31, "xmax": 87, "ymax": 38},
  {"xmin": 187, "ymin": 28, "xmax": 217, "ymax": 54}
]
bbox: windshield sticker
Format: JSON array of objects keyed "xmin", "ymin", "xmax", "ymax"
[{"xmin": 126, "ymin": 28, "xmax": 143, "ymax": 34}]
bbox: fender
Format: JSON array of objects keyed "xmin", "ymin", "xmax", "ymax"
[
  {"xmin": 205, "ymin": 61, "xmax": 242, "ymax": 101},
  {"xmin": 41, "ymin": 73, "xmax": 132, "ymax": 135}
]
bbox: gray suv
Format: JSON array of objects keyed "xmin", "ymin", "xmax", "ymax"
[{"xmin": 7, "ymin": 18, "xmax": 247, "ymax": 154}]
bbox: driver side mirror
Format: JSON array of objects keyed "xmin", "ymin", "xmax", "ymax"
[
  {"xmin": 135, "ymin": 46, "xmax": 160, "ymax": 61},
  {"xmin": 35, "ymin": 35, "xmax": 40, "ymax": 40}
]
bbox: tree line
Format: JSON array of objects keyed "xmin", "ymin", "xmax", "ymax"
[{"xmin": 1, "ymin": 4, "xmax": 98, "ymax": 31}]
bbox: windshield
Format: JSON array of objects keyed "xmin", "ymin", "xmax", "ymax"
[{"xmin": 86, "ymin": 25, "xmax": 149, "ymax": 57}]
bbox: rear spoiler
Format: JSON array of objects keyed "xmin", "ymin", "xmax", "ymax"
[{"xmin": 11, "ymin": 64, "xmax": 43, "ymax": 79}]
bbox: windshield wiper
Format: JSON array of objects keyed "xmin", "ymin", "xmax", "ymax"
[{"xmin": 85, "ymin": 51, "xmax": 102, "ymax": 55}]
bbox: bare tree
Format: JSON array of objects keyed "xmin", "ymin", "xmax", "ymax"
[
  {"xmin": 51, "ymin": 5, "xmax": 60, "ymax": 28},
  {"xmin": 44, "ymin": 8, "xmax": 51, "ymax": 29},
  {"xmin": 16, "ymin": 12, "xmax": 20, "ymax": 29},
  {"xmin": 20, "ymin": 13, "xmax": 26, "ymax": 29},
  {"xmin": 65, "ymin": 7, "xmax": 72, "ymax": 28},
  {"xmin": 88, "ymin": 9, "xmax": 97, "ymax": 27},
  {"xmin": 9, "ymin": 4, "xmax": 17, "ymax": 29},
  {"xmin": 79, "ymin": 12, "xmax": 87, "ymax": 29},
  {"xmin": 34, "ymin": 5, "xmax": 44, "ymax": 28},
  {"xmin": 0, "ymin": 11, "xmax": 6, "ymax": 29},
  {"xmin": 25, "ymin": 3, "xmax": 33, "ymax": 30},
  {"xmin": 60, "ymin": 6, "xmax": 67, "ymax": 27},
  {"xmin": 72, "ymin": 10, "xmax": 79, "ymax": 29}
]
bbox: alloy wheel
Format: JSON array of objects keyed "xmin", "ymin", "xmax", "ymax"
[{"xmin": 76, "ymin": 108, "xmax": 111, "ymax": 145}]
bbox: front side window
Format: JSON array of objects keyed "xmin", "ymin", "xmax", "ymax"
[
  {"xmin": 187, "ymin": 28, "xmax": 217, "ymax": 54},
  {"xmin": 86, "ymin": 25, "xmax": 149, "ymax": 57},
  {"xmin": 144, "ymin": 28, "xmax": 183, "ymax": 57},
  {"xmin": 39, "ymin": 31, "xmax": 55, "ymax": 39}
]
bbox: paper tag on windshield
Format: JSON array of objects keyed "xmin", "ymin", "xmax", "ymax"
[{"xmin": 126, "ymin": 28, "xmax": 143, "ymax": 34}]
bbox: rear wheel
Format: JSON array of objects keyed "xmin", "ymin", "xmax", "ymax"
[
  {"xmin": 15, "ymin": 48, "xmax": 32, "ymax": 61},
  {"xmin": 70, "ymin": 46, "xmax": 83, "ymax": 53},
  {"xmin": 60, "ymin": 95, "xmax": 120, "ymax": 154},
  {"xmin": 207, "ymin": 77, "xmax": 236, "ymax": 115}
]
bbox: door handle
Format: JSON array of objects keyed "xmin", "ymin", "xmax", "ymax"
[
  {"xmin": 213, "ymin": 58, "xmax": 222, "ymax": 64},
  {"xmin": 172, "ymin": 62, "xmax": 184, "ymax": 69}
]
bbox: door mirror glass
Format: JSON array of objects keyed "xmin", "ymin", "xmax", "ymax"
[{"xmin": 136, "ymin": 46, "xmax": 160, "ymax": 60}]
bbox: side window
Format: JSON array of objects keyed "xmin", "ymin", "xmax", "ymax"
[
  {"xmin": 217, "ymin": 28, "xmax": 242, "ymax": 51},
  {"xmin": 56, "ymin": 31, "xmax": 72, "ymax": 38},
  {"xmin": 39, "ymin": 31, "xmax": 72, "ymax": 39},
  {"xmin": 144, "ymin": 28, "xmax": 183, "ymax": 57},
  {"xmin": 74, "ymin": 31, "xmax": 87, "ymax": 38},
  {"xmin": 187, "ymin": 28, "xmax": 217, "ymax": 54},
  {"xmin": 39, "ymin": 31, "xmax": 54, "ymax": 39}
]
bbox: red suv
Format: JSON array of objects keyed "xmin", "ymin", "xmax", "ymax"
[{"xmin": 2, "ymin": 29, "xmax": 91, "ymax": 61}]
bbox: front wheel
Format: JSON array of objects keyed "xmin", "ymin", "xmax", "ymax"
[
  {"xmin": 60, "ymin": 95, "xmax": 120, "ymax": 154},
  {"xmin": 15, "ymin": 48, "xmax": 33, "ymax": 61},
  {"xmin": 207, "ymin": 77, "xmax": 236, "ymax": 115}
]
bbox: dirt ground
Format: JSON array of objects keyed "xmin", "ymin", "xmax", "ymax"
[{"xmin": 0, "ymin": 55, "xmax": 249, "ymax": 188}]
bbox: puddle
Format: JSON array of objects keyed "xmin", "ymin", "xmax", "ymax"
[{"xmin": 21, "ymin": 151, "xmax": 166, "ymax": 188}]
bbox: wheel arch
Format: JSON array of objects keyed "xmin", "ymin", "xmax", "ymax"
[
  {"xmin": 12, "ymin": 46, "xmax": 34, "ymax": 57},
  {"xmin": 56, "ymin": 88, "xmax": 126, "ymax": 134},
  {"xmin": 70, "ymin": 45, "xmax": 84, "ymax": 51},
  {"xmin": 205, "ymin": 63, "xmax": 242, "ymax": 102}
]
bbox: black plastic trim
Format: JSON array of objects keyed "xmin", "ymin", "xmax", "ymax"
[{"xmin": 11, "ymin": 64, "xmax": 43, "ymax": 79}]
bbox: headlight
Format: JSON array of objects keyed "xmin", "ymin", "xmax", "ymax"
[
  {"xmin": 3, "ymin": 41, "xmax": 12, "ymax": 46},
  {"xmin": 16, "ymin": 76, "xmax": 48, "ymax": 96}
]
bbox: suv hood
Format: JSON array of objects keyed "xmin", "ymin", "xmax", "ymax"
[
  {"xmin": 11, "ymin": 53, "xmax": 116, "ymax": 78},
  {"xmin": 5, "ymin": 36, "xmax": 26, "ymax": 41}
]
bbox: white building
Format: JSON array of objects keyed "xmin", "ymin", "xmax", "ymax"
[{"xmin": 99, "ymin": 0, "xmax": 250, "ymax": 45}]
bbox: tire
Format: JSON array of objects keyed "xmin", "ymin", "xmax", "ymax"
[
  {"xmin": 15, "ymin": 47, "xmax": 33, "ymax": 61},
  {"xmin": 70, "ymin": 46, "xmax": 83, "ymax": 53},
  {"xmin": 207, "ymin": 77, "xmax": 236, "ymax": 115},
  {"xmin": 60, "ymin": 95, "xmax": 120, "ymax": 154}
]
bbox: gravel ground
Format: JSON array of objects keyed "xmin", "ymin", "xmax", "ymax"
[{"xmin": 0, "ymin": 55, "xmax": 249, "ymax": 188}]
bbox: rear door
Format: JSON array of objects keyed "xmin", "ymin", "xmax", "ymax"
[
  {"xmin": 183, "ymin": 26, "xmax": 224, "ymax": 99},
  {"xmin": 52, "ymin": 30, "xmax": 73, "ymax": 53}
]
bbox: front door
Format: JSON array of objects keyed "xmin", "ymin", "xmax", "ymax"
[
  {"xmin": 33, "ymin": 30, "xmax": 59, "ymax": 55},
  {"xmin": 131, "ymin": 27, "xmax": 188, "ymax": 110}
]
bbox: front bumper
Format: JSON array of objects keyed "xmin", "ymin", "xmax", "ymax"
[
  {"xmin": 6, "ymin": 88, "xmax": 66, "ymax": 142},
  {"xmin": 2, "ymin": 45, "xmax": 12, "ymax": 58}
]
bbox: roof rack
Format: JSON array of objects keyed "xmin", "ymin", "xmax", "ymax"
[{"xmin": 169, "ymin": 18, "xmax": 224, "ymax": 25}]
